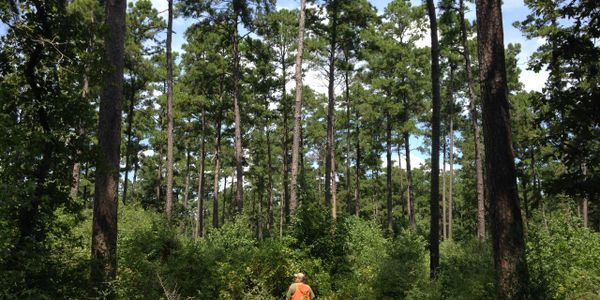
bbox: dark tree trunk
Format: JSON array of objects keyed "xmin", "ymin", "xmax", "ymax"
[
  {"xmin": 213, "ymin": 111, "xmax": 223, "ymax": 228},
  {"xmin": 344, "ymin": 58, "xmax": 352, "ymax": 215},
  {"xmin": 232, "ymin": 16, "xmax": 244, "ymax": 214},
  {"xmin": 386, "ymin": 113, "xmax": 393, "ymax": 233},
  {"xmin": 267, "ymin": 127, "xmax": 275, "ymax": 235},
  {"xmin": 290, "ymin": 0, "xmax": 307, "ymax": 218},
  {"xmin": 123, "ymin": 76, "xmax": 135, "ymax": 205},
  {"xmin": 426, "ymin": 0, "xmax": 441, "ymax": 278},
  {"xmin": 325, "ymin": 0, "xmax": 339, "ymax": 218},
  {"xmin": 404, "ymin": 132, "xmax": 416, "ymax": 230},
  {"xmin": 222, "ymin": 175, "xmax": 227, "ymax": 226},
  {"xmin": 183, "ymin": 150, "xmax": 191, "ymax": 210},
  {"xmin": 448, "ymin": 65, "xmax": 455, "ymax": 241},
  {"xmin": 91, "ymin": 0, "xmax": 126, "ymax": 297},
  {"xmin": 475, "ymin": 0, "xmax": 530, "ymax": 296},
  {"xmin": 195, "ymin": 112, "xmax": 206, "ymax": 239},
  {"xmin": 442, "ymin": 140, "xmax": 447, "ymax": 240},
  {"xmin": 354, "ymin": 108, "xmax": 361, "ymax": 217},
  {"xmin": 460, "ymin": 0, "xmax": 486, "ymax": 240},
  {"xmin": 165, "ymin": 0, "xmax": 174, "ymax": 219}
]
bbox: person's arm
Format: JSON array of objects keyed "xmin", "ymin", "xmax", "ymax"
[
  {"xmin": 309, "ymin": 286, "xmax": 315, "ymax": 299},
  {"xmin": 285, "ymin": 283, "xmax": 296, "ymax": 300}
]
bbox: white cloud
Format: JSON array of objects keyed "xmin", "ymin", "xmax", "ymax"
[{"xmin": 521, "ymin": 69, "xmax": 548, "ymax": 92}]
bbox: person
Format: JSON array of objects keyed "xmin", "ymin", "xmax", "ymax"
[{"xmin": 285, "ymin": 272, "xmax": 315, "ymax": 300}]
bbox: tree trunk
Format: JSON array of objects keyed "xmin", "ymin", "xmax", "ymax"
[
  {"xmin": 156, "ymin": 141, "xmax": 163, "ymax": 203},
  {"xmin": 267, "ymin": 126, "xmax": 275, "ymax": 235},
  {"xmin": 222, "ymin": 175, "xmax": 227, "ymax": 225},
  {"xmin": 386, "ymin": 113, "xmax": 393, "ymax": 233},
  {"xmin": 345, "ymin": 58, "xmax": 352, "ymax": 214},
  {"xmin": 354, "ymin": 108, "xmax": 361, "ymax": 217},
  {"xmin": 183, "ymin": 150, "xmax": 191, "ymax": 210},
  {"xmin": 91, "ymin": 0, "xmax": 125, "ymax": 296},
  {"xmin": 442, "ymin": 140, "xmax": 447, "ymax": 240},
  {"xmin": 426, "ymin": 0, "xmax": 441, "ymax": 278},
  {"xmin": 289, "ymin": 0, "xmax": 307, "ymax": 218},
  {"xmin": 460, "ymin": 0, "xmax": 486, "ymax": 240},
  {"xmin": 325, "ymin": 0, "xmax": 339, "ymax": 214},
  {"xmin": 582, "ymin": 163, "xmax": 588, "ymax": 228},
  {"xmin": 404, "ymin": 132, "xmax": 416, "ymax": 230},
  {"xmin": 475, "ymin": 0, "xmax": 530, "ymax": 296},
  {"xmin": 213, "ymin": 111, "xmax": 223, "ymax": 228},
  {"xmin": 448, "ymin": 64, "xmax": 455, "ymax": 241},
  {"xmin": 123, "ymin": 75, "xmax": 135, "ymax": 205},
  {"xmin": 232, "ymin": 16, "xmax": 244, "ymax": 214},
  {"xmin": 195, "ymin": 112, "xmax": 206, "ymax": 239},
  {"xmin": 281, "ymin": 54, "xmax": 291, "ymax": 226},
  {"xmin": 165, "ymin": 0, "xmax": 174, "ymax": 219}
]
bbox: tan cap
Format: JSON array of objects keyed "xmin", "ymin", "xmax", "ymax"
[{"xmin": 293, "ymin": 272, "xmax": 305, "ymax": 279}]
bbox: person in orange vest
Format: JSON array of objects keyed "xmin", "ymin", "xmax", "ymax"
[{"xmin": 285, "ymin": 272, "xmax": 315, "ymax": 300}]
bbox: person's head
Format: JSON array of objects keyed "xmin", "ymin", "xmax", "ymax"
[{"xmin": 293, "ymin": 273, "xmax": 305, "ymax": 283}]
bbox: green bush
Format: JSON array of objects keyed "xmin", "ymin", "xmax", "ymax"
[
  {"xmin": 375, "ymin": 229, "xmax": 428, "ymax": 300},
  {"xmin": 437, "ymin": 239, "xmax": 495, "ymax": 299},
  {"xmin": 527, "ymin": 212, "xmax": 600, "ymax": 299}
]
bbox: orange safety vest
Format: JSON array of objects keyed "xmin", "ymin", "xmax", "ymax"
[{"xmin": 291, "ymin": 283, "xmax": 312, "ymax": 300}]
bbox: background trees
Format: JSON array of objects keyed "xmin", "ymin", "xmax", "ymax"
[{"xmin": 0, "ymin": 0, "xmax": 599, "ymax": 298}]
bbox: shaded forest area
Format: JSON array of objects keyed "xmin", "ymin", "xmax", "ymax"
[{"xmin": 0, "ymin": 0, "xmax": 599, "ymax": 298}]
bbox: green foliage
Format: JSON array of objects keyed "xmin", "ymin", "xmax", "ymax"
[
  {"xmin": 527, "ymin": 212, "xmax": 600, "ymax": 299},
  {"xmin": 375, "ymin": 230, "xmax": 427, "ymax": 299},
  {"xmin": 437, "ymin": 239, "xmax": 495, "ymax": 299}
]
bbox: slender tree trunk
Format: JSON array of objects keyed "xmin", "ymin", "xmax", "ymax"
[
  {"xmin": 267, "ymin": 127, "xmax": 275, "ymax": 235},
  {"xmin": 183, "ymin": 150, "xmax": 191, "ymax": 210},
  {"xmin": 475, "ymin": 0, "xmax": 530, "ymax": 296},
  {"xmin": 582, "ymin": 163, "xmax": 588, "ymax": 228},
  {"xmin": 460, "ymin": 0, "xmax": 486, "ymax": 240},
  {"xmin": 404, "ymin": 132, "xmax": 416, "ymax": 230},
  {"xmin": 345, "ymin": 58, "xmax": 352, "ymax": 214},
  {"xmin": 91, "ymin": 0, "xmax": 125, "ymax": 296},
  {"xmin": 289, "ymin": 0, "xmax": 307, "ymax": 218},
  {"xmin": 354, "ymin": 108, "xmax": 361, "ymax": 217},
  {"xmin": 397, "ymin": 140, "xmax": 405, "ymax": 217},
  {"xmin": 325, "ymin": 0, "xmax": 339, "ymax": 214},
  {"xmin": 426, "ymin": 0, "xmax": 441, "ymax": 278},
  {"xmin": 232, "ymin": 16, "xmax": 244, "ymax": 214},
  {"xmin": 165, "ymin": 0, "xmax": 174, "ymax": 219},
  {"xmin": 258, "ymin": 186, "xmax": 264, "ymax": 241},
  {"xmin": 71, "ymin": 161, "xmax": 82, "ymax": 198},
  {"xmin": 156, "ymin": 142, "xmax": 163, "ymax": 202},
  {"xmin": 123, "ymin": 76, "xmax": 135, "ymax": 205},
  {"xmin": 442, "ymin": 140, "xmax": 447, "ymax": 240},
  {"xmin": 222, "ymin": 175, "xmax": 227, "ymax": 225},
  {"xmin": 213, "ymin": 112, "xmax": 223, "ymax": 228},
  {"xmin": 195, "ymin": 112, "xmax": 206, "ymax": 239},
  {"xmin": 448, "ymin": 64, "xmax": 455, "ymax": 241},
  {"xmin": 386, "ymin": 113, "xmax": 393, "ymax": 233}
]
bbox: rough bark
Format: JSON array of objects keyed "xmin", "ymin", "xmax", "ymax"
[
  {"xmin": 232, "ymin": 16, "xmax": 244, "ymax": 214},
  {"xmin": 195, "ymin": 112, "xmax": 206, "ymax": 239},
  {"xmin": 426, "ymin": 0, "xmax": 441, "ymax": 278},
  {"xmin": 345, "ymin": 59, "xmax": 352, "ymax": 215},
  {"xmin": 91, "ymin": 0, "xmax": 126, "ymax": 296},
  {"xmin": 448, "ymin": 65, "xmax": 455, "ymax": 241},
  {"xmin": 165, "ymin": 0, "xmax": 174, "ymax": 219},
  {"xmin": 267, "ymin": 126, "xmax": 275, "ymax": 235},
  {"xmin": 354, "ymin": 108, "xmax": 361, "ymax": 217},
  {"xmin": 325, "ymin": 0, "xmax": 339, "ymax": 214},
  {"xmin": 404, "ymin": 132, "xmax": 416, "ymax": 230},
  {"xmin": 213, "ymin": 111, "xmax": 223, "ymax": 228},
  {"xmin": 289, "ymin": 0, "xmax": 307, "ymax": 218},
  {"xmin": 460, "ymin": 0, "xmax": 486, "ymax": 240},
  {"xmin": 475, "ymin": 0, "xmax": 530, "ymax": 296},
  {"xmin": 183, "ymin": 150, "xmax": 191, "ymax": 210},
  {"xmin": 386, "ymin": 113, "xmax": 393, "ymax": 233},
  {"xmin": 442, "ymin": 140, "xmax": 447, "ymax": 240}
]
